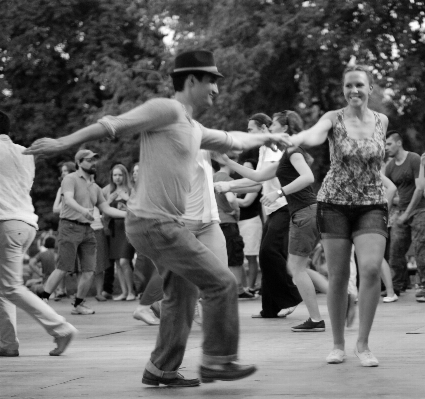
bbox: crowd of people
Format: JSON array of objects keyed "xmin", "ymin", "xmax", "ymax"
[{"xmin": 1, "ymin": 49, "xmax": 424, "ymax": 389}]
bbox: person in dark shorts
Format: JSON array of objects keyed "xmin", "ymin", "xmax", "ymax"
[
  {"xmin": 284, "ymin": 65, "xmax": 390, "ymax": 367},
  {"xmin": 216, "ymin": 111, "xmax": 331, "ymax": 331},
  {"xmin": 39, "ymin": 150, "xmax": 127, "ymax": 315}
]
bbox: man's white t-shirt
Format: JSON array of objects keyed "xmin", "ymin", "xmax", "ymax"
[
  {"xmin": 257, "ymin": 145, "xmax": 287, "ymax": 216},
  {"xmin": 183, "ymin": 149, "xmax": 219, "ymax": 223}
]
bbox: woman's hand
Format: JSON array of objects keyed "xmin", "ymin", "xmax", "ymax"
[{"xmin": 260, "ymin": 191, "xmax": 280, "ymax": 207}]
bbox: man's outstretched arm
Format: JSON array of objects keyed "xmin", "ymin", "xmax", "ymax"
[{"xmin": 24, "ymin": 99, "xmax": 182, "ymax": 155}]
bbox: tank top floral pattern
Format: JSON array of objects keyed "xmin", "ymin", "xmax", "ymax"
[{"xmin": 317, "ymin": 109, "xmax": 386, "ymax": 205}]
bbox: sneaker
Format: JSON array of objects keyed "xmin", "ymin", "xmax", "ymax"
[
  {"xmin": 101, "ymin": 291, "xmax": 113, "ymax": 300},
  {"xmin": 291, "ymin": 318, "xmax": 325, "ymax": 332},
  {"xmin": 354, "ymin": 346, "xmax": 379, "ymax": 367},
  {"xmin": 416, "ymin": 296, "xmax": 425, "ymax": 303},
  {"xmin": 71, "ymin": 303, "xmax": 95, "ymax": 315},
  {"xmin": 326, "ymin": 349, "xmax": 346, "ymax": 364},
  {"xmin": 279, "ymin": 306, "xmax": 297, "ymax": 317},
  {"xmin": 49, "ymin": 323, "xmax": 78, "ymax": 356},
  {"xmin": 415, "ymin": 286, "xmax": 425, "ymax": 298},
  {"xmin": 238, "ymin": 290, "xmax": 255, "ymax": 300},
  {"xmin": 113, "ymin": 294, "xmax": 127, "ymax": 301},
  {"xmin": 383, "ymin": 294, "xmax": 398, "ymax": 303}
]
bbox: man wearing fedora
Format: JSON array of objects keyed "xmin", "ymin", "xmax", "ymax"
[
  {"xmin": 25, "ymin": 50, "xmax": 290, "ymax": 387},
  {"xmin": 39, "ymin": 149, "xmax": 126, "ymax": 315}
]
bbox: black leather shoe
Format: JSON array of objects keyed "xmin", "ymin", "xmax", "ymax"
[
  {"xmin": 199, "ymin": 362, "xmax": 257, "ymax": 383},
  {"xmin": 142, "ymin": 369, "xmax": 200, "ymax": 387},
  {"xmin": 0, "ymin": 348, "xmax": 19, "ymax": 357}
]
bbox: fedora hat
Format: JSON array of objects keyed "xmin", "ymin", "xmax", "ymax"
[{"xmin": 170, "ymin": 50, "xmax": 224, "ymax": 78}]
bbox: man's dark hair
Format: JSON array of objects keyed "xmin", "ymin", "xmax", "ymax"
[
  {"xmin": 248, "ymin": 113, "xmax": 272, "ymax": 129},
  {"xmin": 0, "ymin": 111, "xmax": 11, "ymax": 136},
  {"xmin": 172, "ymin": 72, "xmax": 208, "ymax": 92},
  {"xmin": 386, "ymin": 130, "xmax": 403, "ymax": 146},
  {"xmin": 44, "ymin": 236, "xmax": 56, "ymax": 249}
]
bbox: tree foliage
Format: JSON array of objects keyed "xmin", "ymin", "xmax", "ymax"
[{"xmin": 1, "ymin": 0, "xmax": 425, "ymax": 227}]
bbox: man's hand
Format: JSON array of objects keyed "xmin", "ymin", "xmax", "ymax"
[
  {"xmin": 396, "ymin": 212, "xmax": 409, "ymax": 227},
  {"xmin": 214, "ymin": 181, "xmax": 231, "ymax": 193},
  {"xmin": 23, "ymin": 138, "xmax": 68, "ymax": 155},
  {"xmin": 266, "ymin": 133, "xmax": 293, "ymax": 150},
  {"xmin": 83, "ymin": 208, "xmax": 95, "ymax": 222},
  {"xmin": 211, "ymin": 152, "xmax": 230, "ymax": 165},
  {"xmin": 260, "ymin": 191, "xmax": 280, "ymax": 207}
]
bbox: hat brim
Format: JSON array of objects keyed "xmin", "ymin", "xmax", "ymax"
[{"xmin": 170, "ymin": 68, "xmax": 224, "ymax": 78}]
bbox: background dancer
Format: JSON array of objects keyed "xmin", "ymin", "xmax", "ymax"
[
  {"xmin": 385, "ymin": 131, "xmax": 425, "ymax": 302},
  {"xmin": 39, "ymin": 150, "xmax": 127, "ymax": 315},
  {"xmin": 214, "ymin": 113, "xmax": 302, "ymax": 318},
  {"xmin": 24, "ymin": 50, "xmax": 289, "ymax": 387},
  {"xmin": 102, "ymin": 164, "xmax": 136, "ymax": 301},
  {"xmin": 216, "ymin": 110, "xmax": 330, "ymax": 331},
  {"xmin": 0, "ymin": 110, "xmax": 77, "ymax": 357},
  {"xmin": 283, "ymin": 65, "xmax": 389, "ymax": 367}
]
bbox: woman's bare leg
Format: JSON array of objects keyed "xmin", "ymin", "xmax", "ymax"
[
  {"xmin": 321, "ymin": 238, "xmax": 352, "ymax": 351},
  {"xmin": 353, "ymin": 233, "xmax": 386, "ymax": 352}
]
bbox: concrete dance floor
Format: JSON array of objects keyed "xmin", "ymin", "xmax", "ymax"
[{"xmin": 1, "ymin": 291, "xmax": 423, "ymax": 399}]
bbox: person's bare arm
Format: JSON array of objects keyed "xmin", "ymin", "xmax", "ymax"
[
  {"xmin": 237, "ymin": 192, "xmax": 258, "ymax": 208},
  {"xmin": 225, "ymin": 192, "xmax": 240, "ymax": 221},
  {"xmin": 288, "ymin": 112, "xmax": 334, "ymax": 148},
  {"xmin": 52, "ymin": 188, "xmax": 62, "ymax": 214},
  {"xmin": 381, "ymin": 172, "xmax": 396, "ymax": 213},
  {"xmin": 260, "ymin": 152, "xmax": 314, "ymax": 207},
  {"xmin": 62, "ymin": 192, "xmax": 95, "ymax": 221},
  {"xmin": 214, "ymin": 179, "xmax": 262, "ymax": 194},
  {"xmin": 397, "ymin": 157, "xmax": 424, "ymax": 224},
  {"xmin": 97, "ymin": 202, "xmax": 127, "ymax": 219},
  {"xmin": 23, "ymin": 99, "xmax": 182, "ymax": 155}
]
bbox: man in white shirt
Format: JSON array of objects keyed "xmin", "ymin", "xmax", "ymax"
[
  {"xmin": 214, "ymin": 113, "xmax": 302, "ymax": 318},
  {"xmin": 0, "ymin": 111, "xmax": 77, "ymax": 357}
]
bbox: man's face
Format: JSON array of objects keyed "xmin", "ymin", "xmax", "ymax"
[
  {"xmin": 247, "ymin": 120, "xmax": 265, "ymax": 134},
  {"xmin": 191, "ymin": 74, "xmax": 219, "ymax": 109},
  {"xmin": 385, "ymin": 136, "xmax": 400, "ymax": 157},
  {"xmin": 80, "ymin": 157, "xmax": 98, "ymax": 174}
]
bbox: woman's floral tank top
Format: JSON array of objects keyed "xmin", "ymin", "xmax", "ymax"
[{"xmin": 317, "ymin": 109, "xmax": 386, "ymax": 205}]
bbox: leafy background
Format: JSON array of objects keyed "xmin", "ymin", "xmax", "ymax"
[{"xmin": 1, "ymin": 0, "xmax": 425, "ymax": 229}]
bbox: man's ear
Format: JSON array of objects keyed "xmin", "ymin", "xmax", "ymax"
[{"xmin": 282, "ymin": 125, "xmax": 288, "ymax": 133}]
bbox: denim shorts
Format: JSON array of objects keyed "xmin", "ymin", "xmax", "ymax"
[
  {"xmin": 219, "ymin": 223, "xmax": 245, "ymax": 267},
  {"xmin": 317, "ymin": 202, "xmax": 388, "ymax": 240},
  {"xmin": 289, "ymin": 204, "xmax": 319, "ymax": 257}
]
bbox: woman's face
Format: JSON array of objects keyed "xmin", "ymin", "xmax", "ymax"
[
  {"xmin": 61, "ymin": 166, "xmax": 69, "ymax": 179},
  {"xmin": 269, "ymin": 118, "xmax": 286, "ymax": 134},
  {"xmin": 132, "ymin": 165, "xmax": 139, "ymax": 181},
  {"xmin": 112, "ymin": 168, "xmax": 124, "ymax": 186},
  {"xmin": 243, "ymin": 161, "xmax": 255, "ymax": 170},
  {"xmin": 343, "ymin": 71, "xmax": 371, "ymax": 107}
]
